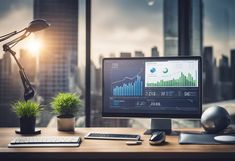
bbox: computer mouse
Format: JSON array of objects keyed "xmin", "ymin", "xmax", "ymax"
[{"xmin": 149, "ymin": 131, "xmax": 166, "ymax": 145}]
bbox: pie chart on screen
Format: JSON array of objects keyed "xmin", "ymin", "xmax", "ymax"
[{"xmin": 163, "ymin": 68, "xmax": 168, "ymax": 73}]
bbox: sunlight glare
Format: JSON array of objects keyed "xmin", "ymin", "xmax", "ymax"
[{"xmin": 25, "ymin": 35, "xmax": 42, "ymax": 56}]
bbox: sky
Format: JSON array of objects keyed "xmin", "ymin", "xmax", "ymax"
[
  {"xmin": 0, "ymin": 0, "xmax": 235, "ymax": 67},
  {"xmin": 203, "ymin": 0, "xmax": 235, "ymax": 62},
  {"xmin": 91, "ymin": 0, "xmax": 163, "ymax": 65},
  {"xmin": 0, "ymin": 0, "xmax": 33, "ymax": 59}
]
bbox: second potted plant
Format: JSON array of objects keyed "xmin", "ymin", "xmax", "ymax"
[{"xmin": 51, "ymin": 93, "xmax": 81, "ymax": 131}]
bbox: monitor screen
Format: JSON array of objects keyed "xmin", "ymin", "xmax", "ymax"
[{"xmin": 102, "ymin": 57, "xmax": 202, "ymax": 118}]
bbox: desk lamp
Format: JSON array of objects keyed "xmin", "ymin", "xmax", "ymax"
[{"xmin": 0, "ymin": 19, "xmax": 50, "ymax": 101}]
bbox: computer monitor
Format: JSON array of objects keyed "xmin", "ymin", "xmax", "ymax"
[{"xmin": 102, "ymin": 57, "xmax": 202, "ymax": 135}]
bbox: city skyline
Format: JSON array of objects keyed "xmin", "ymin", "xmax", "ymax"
[
  {"xmin": 0, "ymin": 0, "xmax": 235, "ymax": 128},
  {"xmin": 0, "ymin": 0, "xmax": 235, "ymax": 66}
]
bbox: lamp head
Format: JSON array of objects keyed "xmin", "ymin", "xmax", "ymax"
[{"xmin": 26, "ymin": 19, "xmax": 50, "ymax": 33}]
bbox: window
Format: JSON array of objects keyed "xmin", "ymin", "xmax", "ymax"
[
  {"xmin": 0, "ymin": 0, "xmax": 85, "ymax": 127},
  {"xmin": 91, "ymin": 0, "xmax": 164, "ymax": 127},
  {"xmin": 90, "ymin": 0, "xmax": 235, "ymax": 128},
  {"xmin": 0, "ymin": 0, "xmax": 234, "ymax": 128}
]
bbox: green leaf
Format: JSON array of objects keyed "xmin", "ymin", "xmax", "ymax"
[
  {"xmin": 51, "ymin": 93, "xmax": 81, "ymax": 116},
  {"xmin": 11, "ymin": 101, "xmax": 42, "ymax": 118}
]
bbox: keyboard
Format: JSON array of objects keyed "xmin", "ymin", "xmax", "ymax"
[
  {"xmin": 8, "ymin": 136, "xmax": 81, "ymax": 148},
  {"xmin": 84, "ymin": 132, "xmax": 140, "ymax": 141}
]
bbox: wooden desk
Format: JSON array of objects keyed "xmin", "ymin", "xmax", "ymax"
[{"xmin": 0, "ymin": 128, "xmax": 235, "ymax": 161}]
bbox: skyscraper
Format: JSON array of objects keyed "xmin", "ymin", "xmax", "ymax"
[
  {"xmin": 190, "ymin": 0, "xmax": 203, "ymax": 56},
  {"xmin": 231, "ymin": 49, "xmax": 235, "ymax": 98},
  {"xmin": 151, "ymin": 46, "xmax": 159, "ymax": 57},
  {"xmin": 34, "ymin": 0, "xmax": 78, "ymax": 102},
  {"xmin": 219, "ymin": 55, "xmax": 230, "ymax": 82},
  {"xmin": 0, "ymin": 53, "xmax": 22, "ymax": 126},
  {"xmin": 120, "ymin": 52, "xmax": 131, "ymax": 58},
  {"xmin": 203, "ymin": 46, "xmax": 214, "ymax": 103},
  {"xmin": 134, "ymin": 51, "xmax": 144, "ymax": 57},
  {"xmin": 34, "ymin": 0, "xmax": 79, "ymax": 125},
  {"xmin": 164, "ymin": 0, "xmax": 203, "ymax": 56},
  {"xmin": 219, "ymin": 55, "xmax": 232, "ymax": 100},
  {"xmin": 163, "ymin": 0, "xmax": 178, "ymax": 56}
]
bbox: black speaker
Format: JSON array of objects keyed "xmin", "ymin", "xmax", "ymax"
[{"xmin": 201, "ymin": 106, "xmax": 231, "ymax": 133}]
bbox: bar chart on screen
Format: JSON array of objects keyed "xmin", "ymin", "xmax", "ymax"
[
  {"xmin": 145, "ymin": 61, "xmax": 198, "ymax": 87},
  {"xmin": 112, "ymin": 74, "xmax": 143, "ymax": 97},
  {"xmin": 146, "ymin": 72, "xmax": 197, "ymax": 87}
]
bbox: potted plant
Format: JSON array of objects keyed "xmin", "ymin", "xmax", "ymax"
[
  {"xmin": 12, "ymin": 100, "xmax": 41, "ymax": 134},
  {"xmin": 51, "ymin": 93, "xmax": 81, "ymax": 131}
]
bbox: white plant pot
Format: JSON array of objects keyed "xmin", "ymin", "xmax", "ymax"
[{"xmin": 57, "ymin": 116, "xmax": 75, "ymax": 131}]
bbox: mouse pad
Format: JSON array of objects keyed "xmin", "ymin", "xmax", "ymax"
[{"xmin": 179, "ymin": 133, "xmax": 220, "ymax": 144}]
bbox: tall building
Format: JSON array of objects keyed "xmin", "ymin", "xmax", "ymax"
[
  {"xmin": 34, "ymin": 0, "xmax": 79, "ymax": 125},
  {"xmin": 151, "ymin": 46, "xmax": 159, "ymax": 57},
  {"xmin": 0, "ymin": 53, "xmax": 22, "ymax": 126},
  {"xmin": 219, "ymin": 55, "xmax": 230, "ymax": 82},
  {"xmin": 212, "ymin": 58, "xmax": 220, "ymax": 101},
  {"xmin": 120, "ymin": 52, "xmax": 131, "ymax": 58},
  {"xmin": 163, "ymin": 0, "xmax": 178, "ymax": 56},
  {"xmin": 231, "ymin": 49, "xmax": 235, "ymax": 98},
  {"xmin": 34, "ymin": 0, "xmax": 78, "ymax": 101},
  {"xmin": 202, "ymin": 46, "xmax": 214, "ymax": 103},
  {"xmin": 99, "ymin": 55, "xmax": 104, "ymax": 66},
  {"xmin": 164, "ymin": 0, "xmax": 203, "ymax": 56},
  {"xmin": 218, "ymin": 55, "xmax": 232, "ymax": 101},
  {"xmin": 190, "ymin": 0, "xmax": 203, "ymax": 56},
  {"xmin": 134, "ymin": 51, "xmax": 144, "ymax": 57}
]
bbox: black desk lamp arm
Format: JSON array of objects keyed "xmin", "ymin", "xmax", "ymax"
[
  {"xmin": 0, "ymin": 19, "xmax": 50, "ymax": 102},
  {"xmin": 0, "ymin": 28, "xmax": 26, "ymax": 42},
  {"xmin": 3, "ymin": 32, "xmax": 30, "ymax": 50},
  {"xmin": 19, "ymin": 69, "xmax": 35, "ymax": 101},
  {"xmin": 3, "ymin": 38, "xmax": 35, "ymax": 101}
]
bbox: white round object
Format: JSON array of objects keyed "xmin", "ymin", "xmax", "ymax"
[{"xmin": 214, "ymin": 135, "xmax": 235, "ymax": 144}]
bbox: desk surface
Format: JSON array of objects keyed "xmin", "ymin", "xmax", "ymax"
[{"xmin": 0, "ymin": 128, "xmax": 235, "ymax": 161}]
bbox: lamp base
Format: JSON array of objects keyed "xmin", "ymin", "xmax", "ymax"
[{"xmin": 15, "ymin": 128, "xmax": 41, "ymax": 135}]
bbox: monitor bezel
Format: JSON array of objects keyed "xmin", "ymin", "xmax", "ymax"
[{"xmin": 102, "ymin": 56, "xmax": 202, "ymax": 119}]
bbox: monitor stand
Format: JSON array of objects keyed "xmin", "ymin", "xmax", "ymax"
[{"xmin": 144, "ymin": 119, "xmax": 179, "ymax": 135}]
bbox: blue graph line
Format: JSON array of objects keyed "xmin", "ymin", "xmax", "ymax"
[{"xmin": 112, "ymin": 75, "xmax": 143, "ymax": 96}]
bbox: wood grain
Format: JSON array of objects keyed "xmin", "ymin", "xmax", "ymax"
[{"xmin": 0, "ymin": 128, "xmax": 235, "ymax": 160}]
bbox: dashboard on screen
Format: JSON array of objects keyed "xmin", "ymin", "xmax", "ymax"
[{"xmin": 102, "ymin": 57, "xmax": 202, "ymax": 118}]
